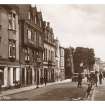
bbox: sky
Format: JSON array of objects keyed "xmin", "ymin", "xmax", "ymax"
[{"xmin": 36, "ymin": 5, "xmax": 105, "ymax": 61}]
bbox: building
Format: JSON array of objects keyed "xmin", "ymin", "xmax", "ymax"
[
  {"xmin": 64, "ymin": 48, "xmax": 73, "ymax": 79},
  {"xmin": 18, "ymin": 5, "xmax": 44, "ymax": 86},
  {"xmin": 94, "ymin": 58, "xmax": 105, "ymax": 72},
  {"xmin": 0, "ymin": 5, "xmax": 20, "ymax": 88},
  {"xmin": 55, "ymin": 39, "xmax": 60, "ymax": 81},
  {"xmin": 59, "ymin": 46, "xmax": 65, "ymax": 80},
  {"xmin": 0, "ymin": 4, "xmax": 67, "ymax": 90},
  {"xmin": 43, "ymin": 21, "xmax": 56, "ymax": 82}
]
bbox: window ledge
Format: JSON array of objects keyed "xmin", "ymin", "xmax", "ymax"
[{"xmin": 8, "ymin": 29, "xmax": 16, "ymax": 32}]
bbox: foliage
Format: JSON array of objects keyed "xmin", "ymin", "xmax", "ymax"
[{"xmin": 73, "ymin": 47, "xmax": 95, "ymax": 73}]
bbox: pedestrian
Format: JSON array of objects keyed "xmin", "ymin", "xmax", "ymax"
[
  {"xmin": 44, "ymin": 77, "xmax": 47, "ymax": 86},
  {"xmin": 40, "ymin": 77, "xmax": 43, "ymax": 85},
  {"xmin": 94, "ymin": 73, "xmax": 98, "ymax": 87},
  {"xmin": 87, "ymin": 74, "xmax": 90, "ymax": 83},
  {"xmin": 77, "ymin": 73, "xmax": 82, "ymax": 88},
  {"xmin": 99, "ymin": 72, "xmax": 103, "ymax": 84},
  {"xmin": 86, "ymin": 83, "xmax": 92, "ymax": 97}
]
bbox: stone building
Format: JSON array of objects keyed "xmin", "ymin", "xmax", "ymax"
[
  {"xmin": 18, "ymin": 5, "xmax": 44, "ymax": 86},
  {"xmin": 43, "ymin": 21, "xmax": 56, "ymax": 82},
  {"xmin": 55, "ymin": 39, "xmax": 60, "ymax": 81},
  {"xmin": 59, "ymin": 46, "xmax": 65, "ymax": 80},
  {"xmin": 0, "ymin": 5, "xmax": 20, "ymax": 88},
  {"xmin": 64, "ymin": 48, "xmax": 73, "ymax": 79}
]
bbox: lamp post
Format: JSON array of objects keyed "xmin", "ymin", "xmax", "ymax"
[{"xmin": 36, "ymin": 52, "xmax": 41, "ymax": 88}]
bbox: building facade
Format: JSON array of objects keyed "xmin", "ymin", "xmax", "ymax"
[
  {"xmin": 59, "ymin": 46, "xmax": 65, "ymax": 80},
  {"xmin": 64, "ymin": 48, "xmax": 73, "ymax": 79},
  {"xmin": 18, "ymin": 5, "xmax": 44, "ymax": 86},
  {"xmin": 0, "ymin": 5, "xmax": 20, "ymax": 88},
  {"xmin": 55, "ymin": 39, "xmax": 60, "ymax": 81},
  {"xmin": 0, "ymin": 5, "xmax": 67, "ymax": 90},
  {"xmin": 43, "ymin": 21, "xmax": 56, "ymax": 83}
]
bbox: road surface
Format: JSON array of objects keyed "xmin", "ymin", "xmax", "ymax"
[{"xmin": 1, "ymin": 82, "xmax": 87, "ymax": 101}]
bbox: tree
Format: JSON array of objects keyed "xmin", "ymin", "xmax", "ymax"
[{"xmin": 73, "ymin": 47, "xmax": 95, "ymax": 73}]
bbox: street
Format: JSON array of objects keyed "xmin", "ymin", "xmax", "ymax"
[
  {"xmin": 92, "ymin": 79, "xmax": 105, "ymax": 101},
  {"xmin": 1, "ymin": 81, "xmax": 87, "ymax": 101}
]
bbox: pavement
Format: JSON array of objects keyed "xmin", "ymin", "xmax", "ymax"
[
  {"xmin": 0, "ymin": 79, "xmax": 71, "ymax": 97},
  {"xmin": 90, "ymin": 79, "xmax": 105, "ymax": 101}
]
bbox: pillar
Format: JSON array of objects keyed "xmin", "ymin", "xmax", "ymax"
[
  {"xmin": 10, "ymin": 67, "xmax": 14, "ymax": 86},
  {"xmin": 25, "ymin": 67, "xmax": 27, "ymax": 85},
  {"xmin": 32, "ymin": 67, "xmax": 35, "ymax": 84},
  {"xmin": 3, "ymin": 67, "xmax": 8, "ymax": 87}
]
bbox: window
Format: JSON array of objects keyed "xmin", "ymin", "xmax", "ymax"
[
  {"xmin": 8, "ymin": 11, "xmax": 16, "ymax": 30},
  {"xmin": 44, "ymin": 48, "xmax": 46, "ymax": 61},
  {"xmin": 25, "ymin": 48, "xmax": 30, "ymax": 62},
  {"xmin": 34, "ymin": 31, "xmax": 37, "ymax": 42},
  {"xmin": 35, "ymin": 16, "xmax": 37, "ymax": 24},
  {"xmin": 39, "ymin": 35, "xmax": 42, "ymax": 47},
  {"xmin": 45, "ymin": 48, "xmax": 47, "ymax": 61},
  {"xmin": 27, "ymin": 29, "xmax": 32, "ymax": 40},
  {"xmin": 40, "ymin": 20, "xmax": 42, "ymax": 27},
  {"xmin": 28, "ymin": 12, "xmax": 31, "ymax": 20},
  {"xmin": 9, "ymin": 40, "xmax": 16, "ymax": 58},
  {"xmin": 32, "ymin": 50, "xmax": 36, "ymax": 62}
]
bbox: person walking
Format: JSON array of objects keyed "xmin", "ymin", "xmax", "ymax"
[
  {"xmin": 44, "ymin": 77, "xmax": 47, "ymax": 86},
  {"xmin": 77, "ymin": 73, "xmax": 82, "ymax": 88},
  {"xmin": 94, "ymin": 72, "xmax": 98, "ymax": 87},
  {"xmin": 99, "ymin": 72, "xmax": 103, "ymax": 84},
  {"xmin": 86, "ymin": 83, "xmax": 92, "ymax": 98}
]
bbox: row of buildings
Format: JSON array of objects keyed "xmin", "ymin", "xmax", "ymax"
[{"xmin": 0, "ymin": 5, "xmax": 67, "ymax": 89}]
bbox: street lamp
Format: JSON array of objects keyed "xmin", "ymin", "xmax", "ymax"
[{"xmin": 36, "ymin": 52, "xmax": 41, "ymax": 88}]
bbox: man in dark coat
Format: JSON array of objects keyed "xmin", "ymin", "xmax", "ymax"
[
  {"xmin": 44, "ymin": 77, "xmax": 47, "ymax": 86},
  {"xmin": 77, "ymin": 73, "xmax": 82, "ymax": 88},
  {"xmin": 99, "ymin": 72, "xmax": 103, "ymax": 84}
]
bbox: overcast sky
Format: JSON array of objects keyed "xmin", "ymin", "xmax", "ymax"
[{"xmin": 37, "ymin": 5, "xmax": 105, "ymax": 61}]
